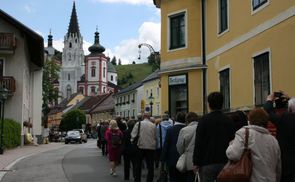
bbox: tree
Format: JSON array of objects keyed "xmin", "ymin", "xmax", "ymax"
[
  {"xmin": 132, "ymin": 61, "xmax": 136, "ymax": 64},
  {"xmin": 147, "ymin": 52, "xmax": 160, "ymax": 71},
  {"xmin": 118, "ymin": 59, "xmax": 122, "ymax": 65},
  {"xmin": 111, "ymin": 56, "xmax": 117, "ymax": 65},
  {"xmin": 42, "ymin": 58, "xmax": 61, "ymax": 126},
  {"xmin": 59, "ymin": 109, "xmax": 86, "ymax": 131}
]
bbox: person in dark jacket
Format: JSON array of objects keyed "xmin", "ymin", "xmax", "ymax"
[
  {"xmin": 193, "ymin": 92, "xmax": 235, "ymax": 182},
  {"xmin": 228, "ymin": 110, "xmax": 248, "ymax": 132},
  {"xmin": 161, "ymin": 112, "xmax": 186, "ymax": 182},
  {"xmin": 264, "ymin": 92, "xmax": 295, "ymax": 182},
  {"xmin": 123, "ymin": 119, "xmax": 137, "ymax": 181}
]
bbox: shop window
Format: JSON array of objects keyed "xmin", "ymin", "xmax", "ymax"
[
  {"xmin": 254, "ymin": 52, "xmax": 270, "ymax": 106},
  {"xmin": 219, "ymin": 68, "xmax": 230, "ymax": 110},
  {"xmin": 169, "ymin": 75, "xmax": 188, "ymax": 117}
]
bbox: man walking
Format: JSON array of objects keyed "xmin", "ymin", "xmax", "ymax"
[
  {"xmin": 193, "ymin": 92, "xmax": 235, "ymax": 182},
  {"xmin": 131, "ymin": 112, "xmax": 157, "ymax": 182}
]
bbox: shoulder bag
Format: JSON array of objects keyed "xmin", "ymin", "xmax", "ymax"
[{"xmin": 217, "ymin": 128, "xmax": 252, "ymax": 182}]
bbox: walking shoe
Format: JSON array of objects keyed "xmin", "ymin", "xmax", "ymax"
[
  {"xmin": 110, "ymin": 169, "xmax": 114, "ymax": 175},
  {"xmin": 112, "ymin": 172, "xmax": 117, "ymax": 177}
]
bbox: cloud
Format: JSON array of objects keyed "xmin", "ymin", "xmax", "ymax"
[
  {"xmin": 24, "ymin": 4, "xmax": 32, "ymax": 13},
  {"xmin": 110, "ymin": 21, "xmax": 160, "ymax": 65},
  {"xmin": 92, "ymin": 0, "xmax": 152, "ymax": 6}
]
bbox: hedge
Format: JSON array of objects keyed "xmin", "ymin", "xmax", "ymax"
[{"xmin": 0, "ymin": 118, "xmax": 21, "ymax": 149}]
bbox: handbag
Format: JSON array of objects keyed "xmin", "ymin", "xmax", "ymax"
[
  {"xmin": 131, "ymin": 121, "xmax": 141, "ymax": 150},
  {"xmin": 176, "ymin": 152, "xmax": 186, "ymax": 172},
  {"xmin": 217, "ymin": 128, "xmax": 252, "ymax": 182}
]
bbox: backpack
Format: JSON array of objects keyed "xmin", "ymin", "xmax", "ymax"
[{"xmin": 111, "ymin": 131, "xmax": 122, "ymax": 148}]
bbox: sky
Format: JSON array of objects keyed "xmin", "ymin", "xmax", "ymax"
[{"xmin": 0, "ymin": 0, "xmax": 161, "ymax": 64}]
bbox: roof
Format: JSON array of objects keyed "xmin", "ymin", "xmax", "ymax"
[
  {"xmin": 115, "ymin": 80, "xmax": 143, "ymax": 96},
  {"xmin": 88, "ymin": 31, "xmax": 105, "ymax": 55},
  {"xmin": 153, "ymin": 0, "xmax": 161, "ymax": 8},
  {"xmin": 67, "ymin": 1, "xmax": 80, "ymax": 37},
  {"xmin": 142, "ymin": 69, "xmax": 160, "ymax": 83},
  {"xmin": 90, "ymin": 93, "xmax": 115, "ymax": 113},
  {"xmin": 107, "ymin": 61, "xmax": 117, "ymax": 73},
  {"xmin": 0, "ymin": 9, "xmax": 44, "ymax": 67}
]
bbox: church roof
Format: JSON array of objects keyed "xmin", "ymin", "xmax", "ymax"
[
  {"xmin": 67, "ymin": 1, "xmax": 80, "ymax": 37},
  {"xmin": 107, "ymin": 61, "xmax": 117, "ymax": 73},
  {"xmin": 88, "ymin": 30, "xmax": 105, "ymax": 55}
]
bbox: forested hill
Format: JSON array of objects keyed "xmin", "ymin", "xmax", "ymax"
[{"xmin": 115, "ymin": 63, "xmax": 153, "ymax": 89}]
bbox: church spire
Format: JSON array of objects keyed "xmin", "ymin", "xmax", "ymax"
[
  {"xmin": 48, "ymin": 29, "xmax": 53, "ymax": 47},
  {"xmin": 88, "ymin": 29, "xmax": 105, "ymax": 55},
  {"xmin": 67, "ymin": 1, "xmax": 80, "ymax": 37}
]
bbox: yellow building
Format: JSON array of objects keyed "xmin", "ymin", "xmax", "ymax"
[
  {"xmin": 154, "ymin": 0, "xmax": 205, "ymax": 117},
  {"xmin": 142, "ymin": 70, "xmax": 161, "ymax": 117},
  {"xmin": 154, "ymin": 0, "xmax": 295, "ymax": 113}
]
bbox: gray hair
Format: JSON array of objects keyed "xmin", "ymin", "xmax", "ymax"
[{"xmin": 288, "ymin": 98, "xmax": 295, "ymax": 113}]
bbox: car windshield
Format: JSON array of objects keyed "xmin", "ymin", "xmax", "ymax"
[{"xmin": 67, "ymin": 131, "xmax": 79, "ymax": 136}]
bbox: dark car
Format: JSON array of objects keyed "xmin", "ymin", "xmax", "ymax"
[{"xmin": 65, "ymin": 130, "xmax": 82, "ymax": 144}]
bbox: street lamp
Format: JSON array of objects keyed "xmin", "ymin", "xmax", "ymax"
[
  {"xmin": 0, "ymin": 87, "xmax": 8, "ymax": 155},
  {"xmin": 148, "ymin": 93, "xmax": 155, "ymax": 116}
]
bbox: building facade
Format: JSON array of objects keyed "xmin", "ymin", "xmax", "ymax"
[
  {"xmin": 154, "ymin": 0, "xmax": 295, "ymax": 113},
  {"xmin": 0, "ymin": 10, "xmax": 44, "ymax": 145}
]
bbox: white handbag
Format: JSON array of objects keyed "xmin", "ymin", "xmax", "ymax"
[{"xmin": 176, "ymin": 152, "xmax": 187, "ymax": 172}]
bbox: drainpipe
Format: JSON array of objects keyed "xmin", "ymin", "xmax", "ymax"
[{"xmin": 201, "ymin": 0, "xmax": 208, "ymax": 114}]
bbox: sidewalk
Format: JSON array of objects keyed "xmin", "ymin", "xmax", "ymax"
[{"xmin": 0, "ymin": 142, "xmax": 64, "ymax": 171}]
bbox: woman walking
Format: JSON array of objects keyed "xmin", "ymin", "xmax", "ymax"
[{"xmin": 105, "ymin": 120, "xmax": 123, "ymax": 177}]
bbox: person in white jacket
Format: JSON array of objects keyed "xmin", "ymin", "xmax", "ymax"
[
  {"xmin": 226, "ymin": 108, "xmax": 281, "ymax": 182},
  {"xmin": 176, "ymin": 112, "xmax": 199, "ymax": 182}
]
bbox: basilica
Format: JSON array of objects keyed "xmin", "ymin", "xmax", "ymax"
[{"xmin": 45, "ymin": 2, "xmax": 118, "ymax": 100}]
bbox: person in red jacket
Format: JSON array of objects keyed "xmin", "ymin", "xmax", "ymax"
[{"xmin": 105, "ymin": 120, "xmax": 123, "ymax": 177}]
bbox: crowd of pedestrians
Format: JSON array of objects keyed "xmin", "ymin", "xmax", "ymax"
[{"xmin": 95, "ymin": 91, "xmax": 295, "ymax": 182}]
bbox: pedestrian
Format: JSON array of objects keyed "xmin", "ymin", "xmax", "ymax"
[
  {"xmin": 226, "ymin": 108, "xmax": 281, "ymax": 182},
  {"xmin": 123, "ymin": 119, "xmax": 137, "ymax": 181},
  {"xmin": 176, "ymin": 112, "xmax": 199, "ymax": 182},
  {"xmin": 161, "ymin": 112, "xmax": 187, "ymax": 182},
  {"xmin": 131, "ymin": 112, "xmax": 157, "ymax": 182},
  {"xmin": 193, "ymin": 92, "xmax": 235, "ymax": 182},
  {"xmin": 228, "ymin": 110, "xmax": 248, "ymax": 132},
  {"xmin": 100, "ymin": 121, "xmax": 108, "ymax": 156},
  {"xmin": 105, "ymin": 120, "xmax": 123, "ymax": 177},
  {"xmin": 264, "ymin": 92, "xmax": 295, "ymax": 182},
  {"xmin": 155, "ymin": 114, "xmax": 173, "ymax": 168}
]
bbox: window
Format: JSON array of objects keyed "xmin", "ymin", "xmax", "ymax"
[
  {"xmin": 157, "ymin": 104, "xmax": 160, "ymax": 116},
  {"xmin": 103, "ymin": 87, "xmax": 106, "ymax": 93},
  {"xmin": 91, "ymin": 66, "xmax": 96, "ymax": 77},
  {"xmin": 254, "ymin": 52, "xmax": 270, "ymax": 106},
  {"xmin": 156, "ymin": 87, "xmax": 160, "ymax": 98},
  {"xmin": 103, "ymin": 67, "xmax": 106, "ymax": 78},
  {"xmin": 150, "ymin": 89, "xmax": 153, "ymax": 97},
  {"xmin": 219, "ymin": 68, "xmax": 230, "ymax": 110},
  {"xmin": 79, "ymin": 87, "xmax": 84, "ymax": 94},
  {"xmin": 133, "ymin": 109, "xmax": 135, "ymax": 117},
  {"xmin": 0, "ymin": 59, "xmax": 4, "ymax": 77},
  {"xmin": 69, "ymin": 42, "xmax": 72, "ymax": 48},
  {"xmin": 128, "ymin": 95, "xmax": 130, "ymax": 102},
  {"xmin": 169, "ymin": 75, "xmax": 188, "ymax": 117},
  {"xmin": 91, "ymin": 86, "xmax": 96, "ymax": 94},
  {"xmin": 146, "ymin": 90, "xmax": 149, "ymax": 99},
  {"xmin": 111, "ymin": 75, "xmax": 113, "ymax": 81},
  {"xmin": 169, "ymin": 12, "xmax": 186, "ymax": 49},
  {"xmin": 252, "ymin": 0, "xmax": 268, "ymax": 10},
  {"xmin": 68, "ymin": 74, "xmax": 70, "ymax": 81},
  {"xmin": 66, "ymin": 85, "xmax": 72, "ymax": 99},
  {"xmin": 219, "ymin": 0, "xmax": 228, "ymax": 34}
]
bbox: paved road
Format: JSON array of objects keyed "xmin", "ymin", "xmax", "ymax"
[{"xmin": 1, "ymin": 140, "xmax": 158, "ymax": 182}]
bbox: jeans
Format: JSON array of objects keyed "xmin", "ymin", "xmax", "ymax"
[{"xmin": 199, "ymin": 163, "xmax": 225, "ymax": 182}]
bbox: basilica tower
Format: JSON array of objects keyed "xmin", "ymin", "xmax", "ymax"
[{"xmin": 59, "ymin": 1, "xmax": 84, "ymax": 99}]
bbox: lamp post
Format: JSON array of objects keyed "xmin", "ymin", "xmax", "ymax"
[
  {"xmin": 0, "ymin": 87, "xmax": 8, "ymax": 155},
  {"xmin": 148, "ymin": 93, "xmax": 155, "ymax": 116}
]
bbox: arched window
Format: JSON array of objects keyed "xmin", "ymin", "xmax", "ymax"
[
  {"xmin": 68, "ymin": 74, "xmax": 70, "ymax": 81},
  {"xmin": 111, "ymin": 75, "xmax": 113, "ymax": 81},
  {"xmin": 103, "ymin": 67, "xmax": 106, "ymax": 78},
  {"xmin": 69, "ymin": 42, "xmax": 72, "ymax": 48},
  {"xmin": 91, "ymin": 66, "xmax": 96, "ymax": 77},
  {"xmin": 66, "ymin": 85, "xmax": 72, "ymax": 99}
]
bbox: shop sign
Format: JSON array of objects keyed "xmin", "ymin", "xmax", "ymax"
[{"xmin": 169, "ymin": 75, "xmax": 186, "ymax": 85}]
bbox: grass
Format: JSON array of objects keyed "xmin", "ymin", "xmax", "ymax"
[{"xmin": 115, "ymin": 63, "xmax": 153, "ymax": 88}]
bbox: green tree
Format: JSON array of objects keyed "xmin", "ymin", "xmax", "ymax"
[
  {"xmin": 111, "ymin": 56, "xmax": 117, "ymax": 65},
  {"xmin": 42, "ymin": 58, "xmax": 61, "ymax": 126},
  {"xmin": 59, "ymin": 109, "xmax": 86, "ymax": 131},
  {"xmin": 147, "ymin": 52, "xmax": 160, "ymax": 71},
  {"xmin": 132, "ymin": 61, "xmax": 136, "ymax": 64},
  {"xmin": 118, "ymin": 59, "xmax": 122, "ymax": 65}
]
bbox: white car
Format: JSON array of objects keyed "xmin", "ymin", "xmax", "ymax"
[{"xmin": 73, "ymin": 129, "xmax": 88, "ymax": 143}]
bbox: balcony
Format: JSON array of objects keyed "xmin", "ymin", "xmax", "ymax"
[
  {"xmin": 0, "ymin": 33, "xmax": 17, "ymax": 54},
  {"xmin": 0, "ymin": 76, "xmax": 16, "ymax": 95}
]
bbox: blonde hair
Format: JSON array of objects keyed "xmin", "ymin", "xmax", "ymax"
[{"xmin": 109, "ymin": 120, "xmax": 118, "ymax": 130}]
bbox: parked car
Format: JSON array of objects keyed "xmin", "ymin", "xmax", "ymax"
[
  {"xmin": 73, "ymin": 129, "xmax": 88, "ymax": 143},
  {"xmin": 65, "ymin": 130, "xmax": 82, "ymax": 144}
]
